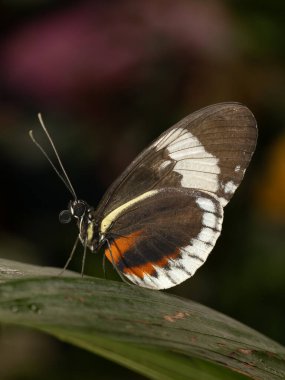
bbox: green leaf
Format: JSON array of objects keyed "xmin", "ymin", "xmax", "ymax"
[{"xmin": 0, "ymin": 258, "xmax": 284, "ymax": 380}]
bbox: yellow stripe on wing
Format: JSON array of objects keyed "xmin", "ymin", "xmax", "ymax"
[{"xmin": 100, "ymin": 190, "xmax": 158, "ymax": 234}]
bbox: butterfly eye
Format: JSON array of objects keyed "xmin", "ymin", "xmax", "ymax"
[
  {"xmin": 73, "ymin": 202, "xmax": 86, "ymax": 218},
  {"xmin": 59, "ymin": 210, "xmax": 72, "ymax": 224}
]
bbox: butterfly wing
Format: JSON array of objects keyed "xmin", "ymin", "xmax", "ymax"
[
  {"xmin": 98, "ymin": 102, "xmax": 257, "ymax": 217},
  {"xmin": 104, "ymin": 188, "xmax": 223, "ymax": 289},
  {"xmin": 95, "ymin": 102, "xmax": 257, "ymax": 289}
]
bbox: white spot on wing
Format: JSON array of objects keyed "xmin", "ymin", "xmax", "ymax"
[
  {"xmin": 178, "ymin": 251, "xmax": 203, "ymax": 273},
  {"xmin": 197, "ymin": 227, "xmax": 216, "ymax": 245},
  {"xmin": 196, "ymin": 197, "xmax": 216, "ymax": 213},
  {"xmin": 185, "ymin": 240, "xmax": 209, "ymax": 260},
  {"xmin": 202, "ymin": 212, "xmax": 216, "ymax": 228},
  {"xmin": 154, "ymin": 266, "xmax": 178, "ymax": 286},
  {"xmin": 224, "ymin": 181, "xmax": 238, "ymax": 194},
  {"xmin": 235, "ymin": 165, "xmax": 241, "ymax": 173}
]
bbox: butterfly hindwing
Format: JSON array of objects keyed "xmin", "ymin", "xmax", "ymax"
[{"xmin": 103, "ymin": 188, "xmax": 223, "ymax": 289}]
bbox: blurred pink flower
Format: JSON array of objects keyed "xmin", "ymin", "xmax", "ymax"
[{"xmin": 1, "ymin": 1, "xmax": 232, "ymax": 107}]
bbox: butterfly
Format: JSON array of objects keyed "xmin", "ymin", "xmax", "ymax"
[{"xmin": 30, "ymin": 103, "xmax": 257, "ymax": 289}]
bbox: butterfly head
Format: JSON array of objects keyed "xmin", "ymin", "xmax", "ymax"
[
  {"xmin": 59, "ymin": 200, "xmax": 96, "ymax": 244},
  {"xmin": 59, "ymin": 200, "xmax": 87, "ymax": 223}
]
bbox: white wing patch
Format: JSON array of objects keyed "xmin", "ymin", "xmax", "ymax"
[
  {"xmin": 224, "ymin": 180, "xmax": 238, "ymax": 194},
  {"xmin": 154, "ymin": 127, "xmax": 220, "ymax": 193},
  {"xmin": 196, "ymin": 197, "xmax": 217, "ymax": 213}
]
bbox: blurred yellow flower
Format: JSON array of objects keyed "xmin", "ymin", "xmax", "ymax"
[{"xmin": 256, "ymin": 135, "xmax": 285, "ymax": 221}]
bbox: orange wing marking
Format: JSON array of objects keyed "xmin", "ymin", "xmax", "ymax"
[
  {"xmin": 123, "ymin": 249, "xmax": 181, "ymax": 279},
  {"xmin": 105, "ymin": 230, "xmax": 143, "ymax": 265},
  {"xmin": 105, "ymin": 232, "xmax": 181, "ymax": 279}
]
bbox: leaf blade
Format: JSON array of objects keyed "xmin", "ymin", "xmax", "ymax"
[{"xmin": 0, "ymin": 258, "xmax": 284, "ymax": 380}]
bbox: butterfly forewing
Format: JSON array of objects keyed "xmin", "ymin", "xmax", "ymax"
[
  {"xmin": 94, "ymin": 102, "xmax": 257, "ymax": 289},
  {"xmin": 97, "ymin": 103, "xmax": 257, "ymax": 218}
]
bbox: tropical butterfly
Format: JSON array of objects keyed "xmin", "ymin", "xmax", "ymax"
[{"xmin": 30, "ymin": 103, "xmax": 257, "ymax": 289}]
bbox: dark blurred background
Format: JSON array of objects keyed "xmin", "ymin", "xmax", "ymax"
[{"xmin": 0, "ymin": 1, "xmax": 284, "ymax": 379}]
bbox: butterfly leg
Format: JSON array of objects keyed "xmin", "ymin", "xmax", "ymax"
[{"xmin": 58, "ymin": 235, "xmax": 80, "ymax": 276}]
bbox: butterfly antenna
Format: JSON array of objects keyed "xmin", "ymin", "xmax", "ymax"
[{"xmin": 29, "ymin": 113, "xmax": 78, "ymax": 200}]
